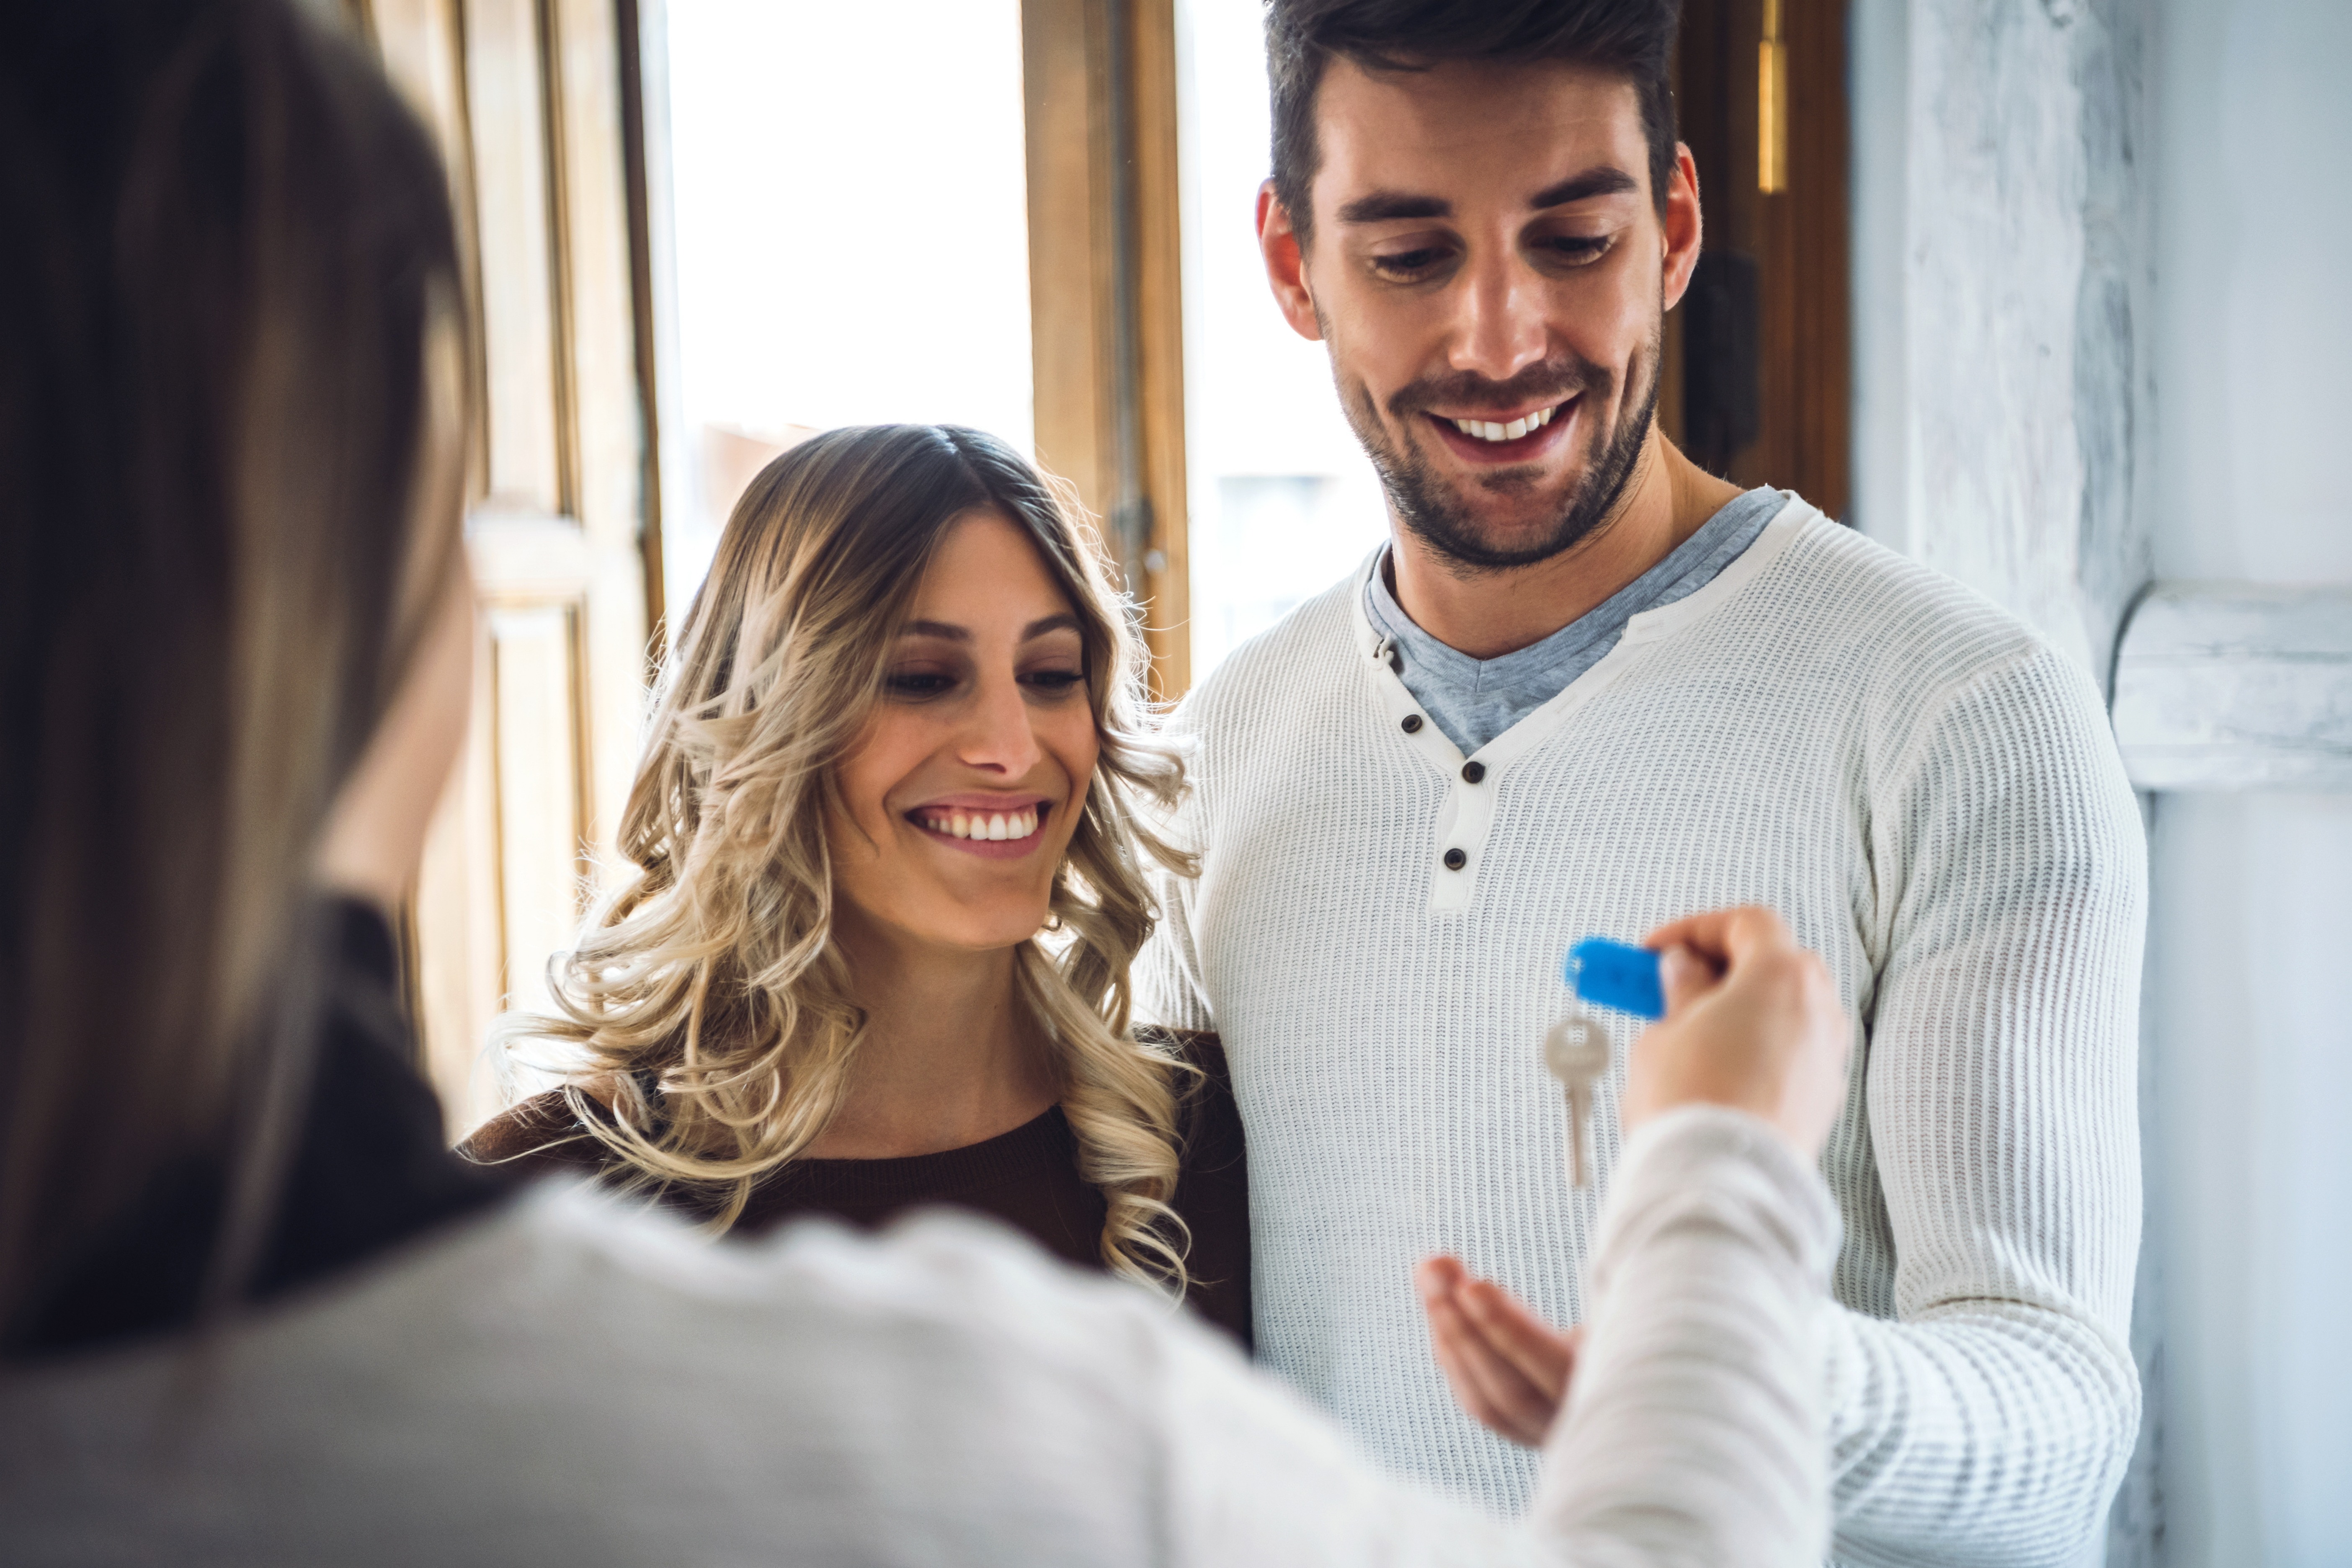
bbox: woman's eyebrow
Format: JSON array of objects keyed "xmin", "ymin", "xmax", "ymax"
[
  {"xmin": 897, "ymin": 613, "xmax": 1079, "ymax": 642},
  {"xmin": 899, "ymin": 619, "xmax": 970, "ymax": 642}
]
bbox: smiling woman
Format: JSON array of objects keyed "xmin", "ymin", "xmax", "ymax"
[{"xmin": 462, "ymin": 424, "xmax": 1251, "ymax": 1342}]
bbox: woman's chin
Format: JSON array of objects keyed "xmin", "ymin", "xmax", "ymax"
[
  {"xmin": 836, "ymin": 828, "xmax": 1074, "ymax": 959},
  {"xmin": 872, "ymin": 891, "xmax": 1056, "ymax": 959}
]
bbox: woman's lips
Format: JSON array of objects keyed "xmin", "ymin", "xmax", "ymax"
[{"xmin": 906, "ymin": 800, "xmax": 1051, "ymax": 860}]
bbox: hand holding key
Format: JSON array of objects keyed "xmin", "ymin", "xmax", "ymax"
[{"xmin": 1626, "ymin": 907, "xmax": 1850, "ymax": 1159}]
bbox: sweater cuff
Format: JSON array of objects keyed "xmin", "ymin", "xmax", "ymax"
[{"xmin": 1602, "ymin": 1105, "xmax": 1843, "ymax": 1287}]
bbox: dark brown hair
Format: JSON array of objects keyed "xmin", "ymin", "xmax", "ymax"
[
  {"xmin": 1265, "ymin": 0, "xmax": 1685, "ymax": 245},
  {"xmin": 0, "ymin": 0, "xmax": 467, "ymax": 1343}
]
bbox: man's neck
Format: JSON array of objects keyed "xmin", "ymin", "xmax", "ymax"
[{"xmin": 1387, "ymin": 431, "xmax": 1743, "ymax": 661}]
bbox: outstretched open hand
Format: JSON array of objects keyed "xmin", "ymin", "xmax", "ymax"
[{"xmin": 1413, "ymin": 1256, "xmax": 1583, "ymax": 1447}]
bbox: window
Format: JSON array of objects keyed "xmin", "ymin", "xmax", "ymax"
[
  {"xmin": 1175, "ymin": 0, "xmax": 1387, "ymax": 683},
  {"xmin": 658, "ymin": 0, "xmax": 1035, "ymax": 614}
]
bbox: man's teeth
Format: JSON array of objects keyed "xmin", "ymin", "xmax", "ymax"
[
  {"xmin": 1451, "ymin": 406, "xmax": 1557, "ymax": 442},
  {"xmin": 921, "ymin": 807, "xmax": 1042, "ymax": 842}
]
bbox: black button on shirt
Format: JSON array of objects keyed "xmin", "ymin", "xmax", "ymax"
[{"xmin": 1443, "ymin": 848, "xmax": 1467, "ymax": 870}]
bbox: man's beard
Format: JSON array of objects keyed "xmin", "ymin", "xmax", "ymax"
[{"xmin": 1341, "ymin": 330, "xmax": 1661, "ymax": 575}]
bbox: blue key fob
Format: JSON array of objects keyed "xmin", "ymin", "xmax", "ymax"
[{"xmin": 1566, "ymin": 937, "xmax": 1666, "ymax": 1020}]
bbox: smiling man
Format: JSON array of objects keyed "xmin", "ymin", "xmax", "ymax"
[{"xmin": 1137, "ymin": 3, "xmax": 2148, "ymax": 1563}]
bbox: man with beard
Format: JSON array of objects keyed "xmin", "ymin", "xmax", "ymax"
[{"xmin": 1137, "ymin": 3, "xmax": 2146, "ymax": 1563}]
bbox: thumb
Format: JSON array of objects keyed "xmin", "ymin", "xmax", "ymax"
[{"xmin": 1657, "ymin": 944, "xmax": 1714, "ymax": 1014}]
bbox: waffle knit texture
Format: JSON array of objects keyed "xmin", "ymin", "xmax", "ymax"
[
  {"xmin": 1365, "ymin": 485, "xmax": 1785, "ymax": 754},
  {"xmin": 1139, "ymin": 500, "xmax": 2147, "ymax": 1567},
  {"xmin": 0, "ymin": 1112, "xmax": 1838, "ymax": 1566}
]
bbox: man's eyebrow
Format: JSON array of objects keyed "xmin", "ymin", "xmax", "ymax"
[
  {"xmin": 1331, "ymin": 168, "xmax": 1640, "ymax": 226},
  {"xmin": 1336, "ymin": 191, "xmax": 1452, "ymax": 224},
  {"xmin": 1529, "ymin": 167, "xmax": 1641, "ymax": 209}
]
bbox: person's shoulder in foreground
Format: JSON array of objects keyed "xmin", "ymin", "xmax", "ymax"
[{"xmin": 0, "ymin": 1095, "xmax": 1839, "ymax": 1568}]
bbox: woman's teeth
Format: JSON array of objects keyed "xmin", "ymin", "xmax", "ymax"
[
  {"xmin": 918, "ymin": 806, "xmax": 1042, "ymax": 842},
  {"xmin": 1449, "ymin": 405, "xmax": 1558, "ymax": 443}
]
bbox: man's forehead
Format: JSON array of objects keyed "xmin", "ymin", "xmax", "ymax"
[{"xmin": 1312, "ymin": 55, "xmax": 1648, "ymax": 214}]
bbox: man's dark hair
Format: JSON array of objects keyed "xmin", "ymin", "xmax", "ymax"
[{"xmin": 1266, "ymin": 0, "xmax": 1684, "ymax": 245}]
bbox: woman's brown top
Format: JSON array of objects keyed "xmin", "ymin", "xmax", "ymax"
[{"xmin": 459, "ymin": 1028, "xmax": 1251, "ymax": 1347}]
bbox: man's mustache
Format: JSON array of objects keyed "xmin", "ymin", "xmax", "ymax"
[{"xmin": 1385, "ymin": 356, "xmax": 1614, "ymax": 420}]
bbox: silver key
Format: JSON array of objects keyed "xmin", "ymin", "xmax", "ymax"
[{"xmin": 1543, "ymin": 1013, "xmax": 1612, "ymax": 1188}]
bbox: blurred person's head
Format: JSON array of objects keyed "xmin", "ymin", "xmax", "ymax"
[
  {"xmin": 500, "ymin": 425, "xmax": 1199, "ymax": 1287},
  {"xmin": 0, "ymin": 0, "xmax": 470, "ymax": 1343},
  {"xmin": 1258, "ymin": 0, "xmax": 1699, "ymax": 573}
]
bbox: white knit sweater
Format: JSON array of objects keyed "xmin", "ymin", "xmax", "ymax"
[{"xmin": 1140, "ymin": 500, "xmax": 2147, "ymax": 1567}]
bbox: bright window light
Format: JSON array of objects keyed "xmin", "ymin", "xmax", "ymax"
[
  {"xmin": 660, "ymin": 0, "xmax": 1034, "ymax": 613},
  {"xmin": 1176, "ymin": 0, "xmax": 1389, "ymax": 685}
]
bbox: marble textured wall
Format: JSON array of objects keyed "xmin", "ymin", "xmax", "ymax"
[
  {"xmin": 1855, "ymin": 0, "xmax": 2151, "ymax": 695},
  {"xmin": 1854, "ymin": 4, "xmax": 2352, "ymax": 1563}
]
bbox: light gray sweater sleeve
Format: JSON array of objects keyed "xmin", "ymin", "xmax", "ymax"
[
  {"xmin": 1828, "ymin": 644, "xmax": 2147, "ymax": 1564},
  {"xmin": 1164, "ymin": 1106, "xmax": 1841, "ymax": 1567},
  {"xmin": 1529, "ymin": 1107, "xmax": 1842, "ymax": 1568},
  {"xmin": 0, "ymin": 1112, "xmax": 1839, "ymax": 1566}
]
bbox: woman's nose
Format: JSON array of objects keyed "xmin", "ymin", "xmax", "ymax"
[{"xmin": 956, "ymin": 671, "xmax": 1045, "ymax": 776}]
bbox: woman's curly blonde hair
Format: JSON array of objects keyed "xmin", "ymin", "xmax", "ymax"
[{"xmin": 497, "ymin": 424, "xmax": 1201, "ymax": 1290}]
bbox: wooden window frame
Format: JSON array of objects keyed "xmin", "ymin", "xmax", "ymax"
[{"xmin": 1022, "ymin": 0, "xmax": 1191, "ymax": 698}]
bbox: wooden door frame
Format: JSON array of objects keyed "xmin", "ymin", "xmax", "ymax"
[{"xmin": 1666, "ymin": 0, "xmax": 1852, "ymax": 520}]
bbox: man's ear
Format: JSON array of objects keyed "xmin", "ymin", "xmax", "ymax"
[
  {"xmin": 1257, "ymin": 181, "xmax": 1323, "ymax": 343},
  {"xmin": 1659, "ymin": 144, "xmax": 1704, "ymax": 312}
]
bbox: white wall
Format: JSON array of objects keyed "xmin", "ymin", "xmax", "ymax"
[
  {"xmin": 1851, "ymin": 0, "xmax": 2351, "ymax": 1559},
  {"xmin": 2143, "ymin": 0, "xmax": 2352, "ymax": 1561},
  {"xmin": 1846, "ymin": 0, "xmax": 2148, "ymax": 689}
]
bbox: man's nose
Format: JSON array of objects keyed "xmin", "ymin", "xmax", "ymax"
[
  {"xmin": 1447, "ymin": 249, "xmax": 1549, "ymax": 388},
  {"xmin": 957, "ymin": 671, "xmax": 1045, "ymax": 777}
]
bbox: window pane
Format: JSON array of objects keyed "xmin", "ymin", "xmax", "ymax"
[
  {"xmin": 661, "ymin": 0, "xmax": 1033, "ymax": 611},
  {"xmin": 1176, "ymin": 0, "xmax": 1388, "ymax": 685}
]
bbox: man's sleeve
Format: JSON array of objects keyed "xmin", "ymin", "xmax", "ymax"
[{"xmin": 1829, "ymin": 642, "xmax": 2146, "ymax": 1564}]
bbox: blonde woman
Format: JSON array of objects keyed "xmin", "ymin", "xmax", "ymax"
[{"xmin": 462, "ymin": 424, "xmax": 1250, "ymax": 1341}]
